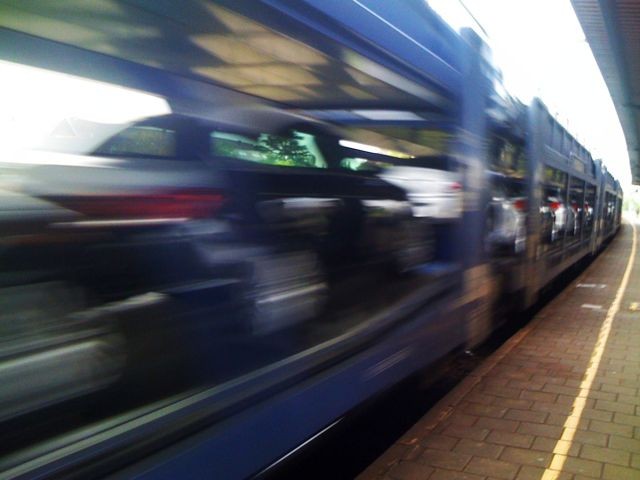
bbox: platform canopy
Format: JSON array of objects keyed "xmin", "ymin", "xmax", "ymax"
[{"xmin": 572, "ymin": 0, "xmax": 640, "ymax": 185}]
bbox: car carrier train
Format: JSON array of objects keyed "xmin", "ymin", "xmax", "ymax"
[{"xmin": 0, "ymin": 0, "xmax": 623, "ymax": 478}]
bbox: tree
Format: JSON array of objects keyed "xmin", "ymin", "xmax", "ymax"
[{"xmin": 258, "ymin": 133, "xmax": 317, "ymax": 167}]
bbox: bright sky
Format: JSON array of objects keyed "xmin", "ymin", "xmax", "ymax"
[
  {"xmin": 0, "ymin": 60, "xmax": 170, "ymax": 153},
  {"xmin": 429, "ymin": 0, "xmax": 631, "ymax": 188}
]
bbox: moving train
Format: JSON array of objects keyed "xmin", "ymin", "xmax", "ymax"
[{"xmin": 0, "ymin": 1, "xmax": 623, "ymax": 478}]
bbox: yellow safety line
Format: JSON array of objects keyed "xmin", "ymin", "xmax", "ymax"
[{"xmin": 541, "ymin": 222, "xmax": 637, "ymax": 480}]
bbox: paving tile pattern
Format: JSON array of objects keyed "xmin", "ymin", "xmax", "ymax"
[{"xmin": 359, "ymin": 223, "xmax": 640, "ymax": 480}]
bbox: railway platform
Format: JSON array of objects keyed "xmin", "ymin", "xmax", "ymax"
[{"xmin": 359, "ymin": 221, "xmax": 640, "ymax": 480}]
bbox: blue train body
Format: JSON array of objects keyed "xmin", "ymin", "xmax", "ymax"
[{"xmin": 0, "ymin": 1, "xmax": 623, "ymax": 478}]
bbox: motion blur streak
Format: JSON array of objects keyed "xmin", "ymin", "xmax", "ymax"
[{"xmin": 0, "ymin": 282, "xmax": 123, "ymax": 421}]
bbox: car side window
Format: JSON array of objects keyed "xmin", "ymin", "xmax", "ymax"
[
  {"xmin": 210, "ymin": 130, "xmax": 327, "ymax": 168},
  {"xmin": 94, "ymin": 126, "xmax": 177, "ymax": 158},
  {"xmin": 340, "ymin": 157, "xmax": 392, "ymax": 172}
]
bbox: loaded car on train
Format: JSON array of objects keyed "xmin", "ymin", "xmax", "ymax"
[{"xmin": 0, "ymin": 106, "xmax": 441, "ymax": 422}]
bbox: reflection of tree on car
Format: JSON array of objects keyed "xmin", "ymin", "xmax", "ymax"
[
  {"xmin": 258, "ymin": 133, "xmax": 321, "ymax": 167},
  {"xmin": 214, "ymin": 131, "xmax": 323, "ymax": 168}
]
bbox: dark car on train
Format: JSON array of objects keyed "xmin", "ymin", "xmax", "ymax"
[{"xmin": 0, "ymin": 107, "xmax": 431, "ymax": 423}]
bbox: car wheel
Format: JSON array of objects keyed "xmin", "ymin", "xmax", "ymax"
[{"xmin": 243, "ymin": 250, "xmax": 327, "ymax": 335}]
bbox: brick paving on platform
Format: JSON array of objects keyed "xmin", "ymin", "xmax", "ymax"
[{"xmin": 359, "ymin": 221, "xmax": 640, "ymax": 480}]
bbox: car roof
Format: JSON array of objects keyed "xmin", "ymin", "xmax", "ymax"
[{"xmin": 137, "ymin": 107, "xmax": 335, "ymax": 136}]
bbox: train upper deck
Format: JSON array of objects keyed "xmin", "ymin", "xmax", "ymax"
[{"xmin": 0, "ymin": 0, "xmax": 463, "ymax": 112}]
